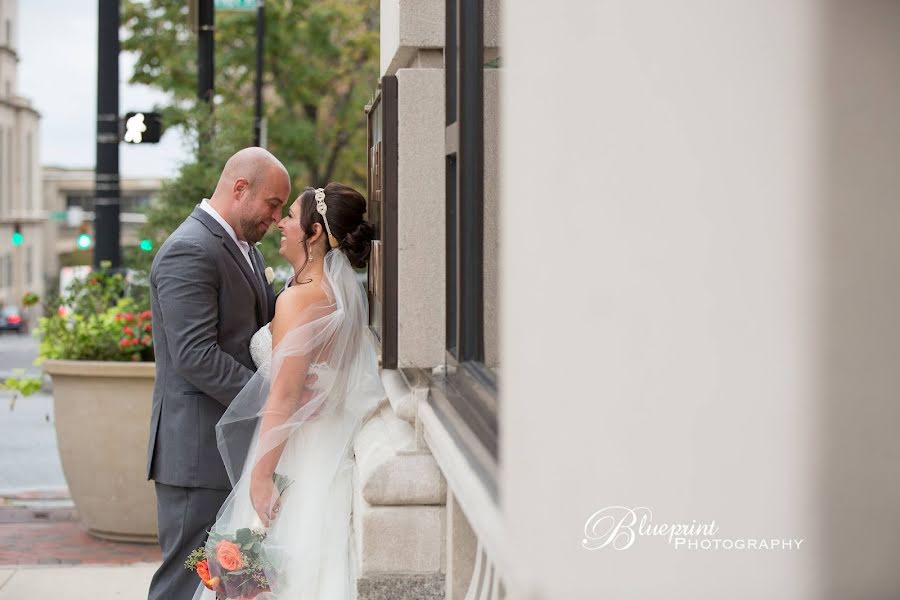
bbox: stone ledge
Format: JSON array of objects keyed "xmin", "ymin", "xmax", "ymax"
[
  {"xmin": 382, "ymin": 368, "xmax": 418, "ymax": 424},
  {"xmin": 356, "ymin": 385, "xmax": 446, "ymax": 506},
  {"xmin": 357, "ymin": 572, "xmax": 445, "ymax": 600},
  {"xmin": 354, "ymin": 488, "xmax": 445, "ymax": 574},
  {"xmin": 382, "ymin": 0, "xmax": 444, "ymax": 75}
]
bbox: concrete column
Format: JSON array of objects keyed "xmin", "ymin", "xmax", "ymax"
[
  {"xmin": 395, "ymin": 68, "xmax": 446, "ymax": 368},
  {"xmin": 498, "ymin": 1, "xmax": 900, "ymax": 598}
]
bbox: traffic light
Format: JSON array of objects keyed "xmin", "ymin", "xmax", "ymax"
[
  {"xmin": 11, "ymin": 223, "xmax": 22, "ymax": 247},
  {"xmin": 122, "ymin": 112, "xmax": 163, "ymax": 144},
  {"xmin": 77, "ymin": 223, "xmax": 92, "ymax": 250},
  {"xmin": 140, "ymin": 239, "xmax": 153, "ymax": 252}
]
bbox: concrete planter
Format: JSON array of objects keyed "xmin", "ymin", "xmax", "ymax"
[{"xmin": 43, "ymin": 359, "xmax": 157, "ymax": 543}]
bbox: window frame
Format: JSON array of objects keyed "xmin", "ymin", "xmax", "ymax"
[{"xmin": 435, "ymin": 0, "xmax": 499, "ymax": 484}]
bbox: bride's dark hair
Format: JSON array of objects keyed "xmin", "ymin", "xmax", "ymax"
[{"xmin": 297, "ymin": 183, "xmax": 376, "ymax": 269}]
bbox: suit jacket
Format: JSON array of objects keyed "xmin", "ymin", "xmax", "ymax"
[{"xmin": 146, "ymin": 206, "xmax": 276, "ymax": 490}]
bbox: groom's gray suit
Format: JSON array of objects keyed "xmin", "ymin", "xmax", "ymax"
[{"xmin": 147, "ymin": 206, "xmax": 275, "ymax": 600}]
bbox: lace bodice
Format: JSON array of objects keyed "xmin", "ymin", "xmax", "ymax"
[
  {"xmin": 250, "ymin": 324, "xmax": 274, "ymax": 375},
  {"xmin": 249, "ymin": 324, "xmax": 335, "ymax": 390}
]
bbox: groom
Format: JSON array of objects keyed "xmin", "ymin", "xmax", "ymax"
[{"xmin": 146, "ymin": 147, "xmax": 290, "ymax": 600}]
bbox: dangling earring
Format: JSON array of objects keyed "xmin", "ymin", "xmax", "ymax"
[
  {"xmin": 298, "ymin": 238, "xmax": 313, "ymax": 260},
  {"xmin": 293, "ymin": 238, "xmax": 314, "ymax": 285}
]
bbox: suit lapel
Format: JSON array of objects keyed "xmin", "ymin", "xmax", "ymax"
[
  {"xmin": 190, "ymin": 207, "xmax": 266, "ymax": 326},
  {"xmin": 223, "ymin": 237, "xmax": 266, "ymax": 327},
  {"xmin": 249, "ymin": 247, "xmax": 275, "ymax": 322}
]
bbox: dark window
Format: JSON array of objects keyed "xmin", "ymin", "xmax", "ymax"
[
  {"xmin": 66, "ymin": 192, "xmax": 152, "ymax": 214},
  {"xmin": 66, "ymin": 193, "xmax": 94, "ymax": 212},
  {"xmin": 366, "ymin": 77, "xmax": 399, "ymax": 368},
  {"xmin": 121, "ymin": 193, "xmax": 152, "ymax": 213},
  {"xmin": 433, "ymin": 0, "xmax": 499, "ymax": 494}
]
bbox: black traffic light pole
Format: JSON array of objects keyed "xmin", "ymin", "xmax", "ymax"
[
  {"xmin": 254, "ymin": 0, "xmax": 264, "ymax": 147},
  {"xmin": 198, "ymin": 0, "xmax": 214, "ymax": 103},
  {"xmin": 94, "ymin": 0, "xmax": 121, "ymax": 270}
]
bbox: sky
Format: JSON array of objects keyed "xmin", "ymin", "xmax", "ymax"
[{"xmin": 17, "ymin": 0, "xmax": 189, "ymax": 179}]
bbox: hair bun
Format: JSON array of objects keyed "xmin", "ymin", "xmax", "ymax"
[{"xmin": 340, "ymin": 220, "xmax": 376, "ymax": 268}]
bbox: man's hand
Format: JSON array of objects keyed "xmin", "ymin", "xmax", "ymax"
[{"xmin": 301, "ymin": 373, "xmax": 322, "ymax": 420}]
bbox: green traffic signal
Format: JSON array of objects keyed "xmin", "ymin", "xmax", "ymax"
[
  {"xmin": 11, "ymin": 232, "xmax": 23, "ymax": 246},
  {"xmin": 77, "ymin": 233, "xmax": 92, "ymax": 250},
  {"xmin": 140, "ymin": 239, "xmax": 153, "ymax": 252}
]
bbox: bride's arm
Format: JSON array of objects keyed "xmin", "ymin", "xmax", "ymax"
[{"xmin": 250, "ymin": 286, "xmax": 326, "ymax": 524}]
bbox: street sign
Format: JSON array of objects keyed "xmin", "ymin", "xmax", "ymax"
[{"xmin": 215, "ymin": 0, "xmax": 257, "ymax": 10}]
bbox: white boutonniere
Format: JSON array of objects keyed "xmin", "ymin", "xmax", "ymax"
[{"xmin": 265, "ymin": 267, "xmax": 275, "ymax": 285}]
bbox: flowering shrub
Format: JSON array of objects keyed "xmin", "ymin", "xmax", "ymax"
[
  {"xmin": 116, "ymin": 310, "xmax": 154, "ymax": 361},
  {"xmin": 31, "ymin": 264, "xmax": 154, "ymax": 363}
]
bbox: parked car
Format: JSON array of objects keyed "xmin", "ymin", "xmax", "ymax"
[{"xmin": 0, "ymin": 306, "xmax": 27, "ymax": 334}]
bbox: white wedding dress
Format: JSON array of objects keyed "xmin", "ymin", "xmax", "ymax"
[{"xmin": 194, "ymin": 251, "xmax": 384, "ymax": 600}]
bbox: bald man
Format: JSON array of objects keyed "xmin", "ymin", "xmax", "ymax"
[{"xmin": 146, "ymin": 148, "xmax": 290, "ymax": 600}]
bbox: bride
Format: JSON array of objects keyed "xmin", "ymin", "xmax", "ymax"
[{"xmin": 192, "ymin": 183, "xmax": 384, "ymax": 600}]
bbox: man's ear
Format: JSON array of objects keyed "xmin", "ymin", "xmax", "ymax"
[{"xmin": 233, "ymin": 177, "xmax": 250, "ymax": 199}]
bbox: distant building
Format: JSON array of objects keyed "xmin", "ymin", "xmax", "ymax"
[
  {"xmin": 41, "ymin": 166, "xmax": 162, "ymax": 291},
  {"xmin": 0, "ymin": 0, "xmax": 40, "ymax": 307}
]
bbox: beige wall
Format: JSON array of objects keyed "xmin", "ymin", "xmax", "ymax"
[
  {"xmin": 0, "ymin": 0, "xmax": 39, "ymax": 306},
  {"xmin": 0, "ymin": 104, "xmax": 43, "ymax": 304},
  {"xmin": 380, "ymin": 0, "xmax": 443, "ymax": 77},
  {"xmin": 0, "ymin": 0, "xmax": 17, "ymax": 98},
  {"xmin": 501, "ymin": 1, "xmax": 900, "ymax": 598},
  {"xmin": 395, "ymin": 68, "xmax": 446, "ymax": 368}
]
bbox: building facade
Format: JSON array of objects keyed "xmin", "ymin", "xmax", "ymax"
[
  {"xmin": 0, "ymin": 0, "xmax": 41, "ymax": 308},
  {"xmin": 357, "ymin": 2, "xmax": 900, "ymax": 599},
  {"xmin": 352, "ymin": 1, "xmax": 502, "ymax": 598},
  {"xmin": 41, "ymin": 166, "xmax": 161, "ymax": 292}
]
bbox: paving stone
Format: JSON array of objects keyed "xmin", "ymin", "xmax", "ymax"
[{"xmin": 0, "ymin": 519, "xmax": 161, "ymax": 566}]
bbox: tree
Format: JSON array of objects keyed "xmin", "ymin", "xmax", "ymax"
[{"xmin": 121, "ymin": 0, "xmax": 379, "ymax": 268}]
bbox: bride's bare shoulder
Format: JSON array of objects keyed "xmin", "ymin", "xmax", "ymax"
[{"xmin": 272, "ymin": 283, "xmax": 329, "ymax": 329}]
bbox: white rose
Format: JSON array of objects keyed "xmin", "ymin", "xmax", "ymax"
[{"xmin": 265, "ymin": 267, "xmax": 275, "ymax": 285}]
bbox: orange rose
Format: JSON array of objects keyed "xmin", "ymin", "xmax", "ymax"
[
  {"xmin": 203, "ymin": 576, "xmax": 221, "ymax": 591},
  {"xmin": 195, "ymin": 560, "xmax": 210, "ymax": 581},
  {"xmin": 216, "ymin": 540, "xmax": 244, "ymax": 571}
]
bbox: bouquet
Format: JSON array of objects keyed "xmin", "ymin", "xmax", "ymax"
[
  {"xmin": 185, "ymin": 474, "xmax": 293, "ymax": 599},
  {"xmin": 185, "ymin": 528, "xmax": 274, "ymax": 599}
]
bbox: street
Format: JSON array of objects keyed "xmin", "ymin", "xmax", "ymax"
[{"xmin": 0, "ymin": 334, "xmax": 66, "ymax": 494}]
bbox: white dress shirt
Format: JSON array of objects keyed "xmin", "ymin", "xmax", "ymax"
[{"xmin": 200, "ymin": 199, "xmax": 254, "ymax": 272}]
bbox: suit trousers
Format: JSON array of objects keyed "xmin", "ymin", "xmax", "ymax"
[{"xmin": 148, "ymin": 482, "xmax": 230, "ymax": 600}]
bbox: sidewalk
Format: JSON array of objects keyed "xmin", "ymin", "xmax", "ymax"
[
  {"xmin": 0, "ymin": 563, "xmax": 158, "ymax": 600},
  {"xmin": 0, "ymin": 490, "xmax": 161, "ymax": 600}
]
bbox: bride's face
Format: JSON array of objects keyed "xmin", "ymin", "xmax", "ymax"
[{"xmin": 277, "ymin": 198, "xmax": 303, "ymax": 262}]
